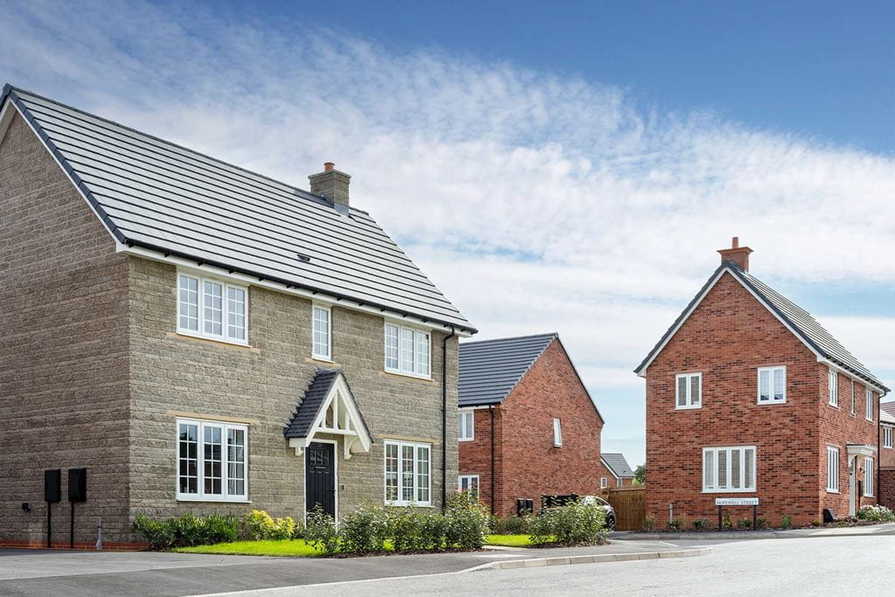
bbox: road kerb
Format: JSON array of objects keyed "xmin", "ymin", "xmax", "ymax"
[{"xmin": 482, "ymin": 547, "xmax": 711, "ymax": 570}]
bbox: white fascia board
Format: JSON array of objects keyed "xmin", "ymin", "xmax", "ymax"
[
  {"xmin": 636, "ymin": 266, "xmax": 824, "ymax": 377},
  {"xmin": 120, "ymin": 244, "xmax": 473, "ymax": 337},
  {"xmin": 0, "ymin": 100, "xmax": 14, "ymax": 145}
]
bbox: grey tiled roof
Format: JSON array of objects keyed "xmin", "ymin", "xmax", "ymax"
[
  {"xmin": 636, "ymin": 262, "xmax": 888, "ymax": 392},
  {"xmin": 284, "ymin": 369, "xmax": 371, "ymax": 439},
  {"xmin": 881, "ymin": 402, "xmax": 895, "ymax": 424},
  {"xmin": 601, "ymin": 453, "xmax": 635, "ymax": 478},
  {"xmin": 458, "ymin": 333, "xmax": 557, "ymax": 407},
  {"xmin": 1, "ymin": 84, "xmax": 474, "ymax": 333}
]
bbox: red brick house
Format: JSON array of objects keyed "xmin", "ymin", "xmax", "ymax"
[
  {"xmin": 636, "ymin": 239, "xmax": 888, "ymax": 527},
  {"xmin": 457, "ymin": 333, "xmax": 605, "ymax": 517},
  {"xmin": 600, "ymin": 453, "xmax": 636, "ymax": 489},
  {"xmin": 879, "ymin": 402, "xmax": 895, "ymax": 508}
]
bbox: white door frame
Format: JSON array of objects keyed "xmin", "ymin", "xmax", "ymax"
[{"xmin": 848, "ymin": 455, "xmax": 857, "ymax": 517}]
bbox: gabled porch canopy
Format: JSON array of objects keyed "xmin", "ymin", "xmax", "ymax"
[
  {"xmin": 284, "ymin": 369, "xmax": 372, "ymax": 460},
  {"xmin": 846, "ymin": 444, "xmax": 877, "ymax": 458}
]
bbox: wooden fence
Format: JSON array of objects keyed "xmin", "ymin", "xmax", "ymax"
[{"xmin": 605, "ymin": 487, "xmax": 645, "ymax": 531}]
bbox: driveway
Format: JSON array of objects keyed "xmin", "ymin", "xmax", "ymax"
[{"xmin": 0, "ymin": 540, "xmax": 685, "ymax": 597}]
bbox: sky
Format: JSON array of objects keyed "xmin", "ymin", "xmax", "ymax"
[{"xmin": 4, "ymin": 0, "xmax": 895, "ymax": 467}]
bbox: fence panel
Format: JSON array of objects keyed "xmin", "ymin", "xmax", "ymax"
[{"xmin": 606, "ymin": 487, "xmax": 645, "ymax": 531}]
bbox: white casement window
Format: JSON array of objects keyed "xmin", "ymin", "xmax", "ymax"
[
  {"xmin": 828, "ymin": 368, "xmax": 838, "ymax": 407},
  {"xmin": 311, "ymin": 305, "xmax": 331, "ymax": 360},
  {"xmin": 384, "ymin": 323, "xmax": 430, "ymax": 378},
  {"xmin": 617, "ymin": 478, "xmax": 623, "ymax": 488},
  {"xmin": 177, "ymin": 273, "xmax": 247, "ymax": 344},
  {"xmin": 702, "ymin": 446, "xmax": 756, "ymax": 493},
  {"xmin": 553, "ymin": 418, "xmax": 563, "ymax": 447},
  {"xmin": 675, "ymin": 373, "xmax": 702, "ymax": 409},
  {"xmin": 884, "ymin": 426, "xmax": 893, "ymax": 449},
  {"xmin": 600, "ymin": 477, "xmax": 608, "ymax": 489},
  {"xmin": 864, "ymin": 457, "xmax": 874, "ymax": 497},
  {"xmin": 866, "ymin": 388, "xmax": 874, "ymax": 421},
  {"xmin": 176, "ymin": 418, "xmax": 248, "ymax": 502},
  {"xmin": 458, "ymin": 410, "xmax": 475, "ymax": 442},
  {"xmin": 384, "ymin": 440, "xmax": 431, "ymax": 506},
  {"xmin": 851, "ymin": 381, "xmax": 857, "ymax": 416},
  {"xmin": 458, "ymin": 475, "xmax": 480, "ymax": 499},
  {"xmin": 757, "ymin": 366, "xmax": 786, "ymax": 404},
  {"xmin": 826, "ymin": 446, "xmax": 840, "ymax": 493}
]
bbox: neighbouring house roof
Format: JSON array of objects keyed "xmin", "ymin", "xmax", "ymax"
[
  {"xmin": 601, "ymin": 453, "xmax": 635, "ymax": 479},
  {"xmin": 459, "ymin": 333, "xmax": 558, "ymax": 407},
  {"xmin": 635, "ymin": 261, "xmax": 889, "ymax": 393},
  {"xmin": 881, "ymin": 402, "xmax": 895, "ymax": 425},
  {"xmin": 0, "ymin": 84, "xmax": 474, "ymax": 334}
]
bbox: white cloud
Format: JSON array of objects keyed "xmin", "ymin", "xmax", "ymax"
[{"xmin": 3, "ymin": 0, "xmax": 895, "ymax": 466}]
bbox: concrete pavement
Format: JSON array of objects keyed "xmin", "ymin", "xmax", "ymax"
[{"xmin": 614, "ymin": 521, "xmax": 895, "ymax": 541}]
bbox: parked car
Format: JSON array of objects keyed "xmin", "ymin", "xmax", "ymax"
[{"xmin": 582, "ymin": 495, "xmax": 616, "ymax": 530}]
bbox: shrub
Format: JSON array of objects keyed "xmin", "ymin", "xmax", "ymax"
[
  {"xmin": 692, "ymin": 519, "xmax": 708, "ymax": 530},
  {"xmin": 341, "ymin": 504, "xmax": 389, "ymax": 554},
  {"xmin": 667, "ymin": 518, "xmax": 682, "ymax": 531},
  {"xmin": 722, "ymin": 514, "xmax": 733, "ymax": 530},
  {"xmin": 304, "ymin": 507, "xmax": 340, "ymax": 554},
  {"xmin": 857, "ymin": 505, "xmax": 895, "ymax": 522},
  {"xmin": 755, "ymin": 517, "xmax": 768, "ymax": 530},
  {"xmin": 736, "ymin": 518, "xmax": 752, "ymax": 530},
  {"xmin": 241, "ymin": 510, "xmax": 297, "ymax": 541},
  {"xmin": 529, "ymin": 500, "xmax": 607, "ymax": 547},
  {"xmin": 444, "ymin": 492, "xmax": 490, "ymax": 550},
  {"xmin": 643, "ymin": 516, "xmax": 656, "ymax": 531},
  {"xmin": 780, "ymin": 515, "xmax": 792, "ymax": 529},
  {"xmin": 491, "ymin": 515, "xmax": 529, "ymax": 535},
  {"xmin": 133, "ymin": 513, "xmax": 239, "ymax": 550}
]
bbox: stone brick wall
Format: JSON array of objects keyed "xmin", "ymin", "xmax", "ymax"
[
  {"xmin": 460, "ymin": 340, "xmax": 604, "ymax": 517},
  {"xmin": 645, "ymin": 271, "xmax": 879, "ymax": 527},
  {"xmin": 0, "ymin": 113, "xmax": 132, "ymax": 548},
  {"xmin": 128, "ymin": 258, "xmax": 459, "ymax": 536}
]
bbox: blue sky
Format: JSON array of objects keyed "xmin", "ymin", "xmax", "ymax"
[{"xmin": 4, "ymin": 1, "xmax": 895, "ymax": 468}]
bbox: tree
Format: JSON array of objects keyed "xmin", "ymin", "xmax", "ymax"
[{"xmin": 634, "ymin": 465, "xmax": 646, "ymax": 486}]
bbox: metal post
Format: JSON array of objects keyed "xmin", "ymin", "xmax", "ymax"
[
  {"xmin": 96, "ymin": 518, "xmax": 103, "ymax": 551},
  {"xmin": 752, "ymin": 505, "xmax": 757, "ymax": 530},
  {"xmin": 717, "ymin": 505, "xmax": 722, "ymax": 530},
  {"xmin": 70, "ymin": 502, "xmax": 75, "ymax": 549},
  {"xmin": 47, "ymin": 504, "xmax": 52, "ymax": 549}
]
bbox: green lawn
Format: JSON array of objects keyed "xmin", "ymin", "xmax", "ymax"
[{"xmin": 175, "ymin": 534, "xmax": 536, "ymax": 557}]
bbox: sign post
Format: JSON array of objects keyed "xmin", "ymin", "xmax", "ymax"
[{"xmin": 714, "ymin": 497, "xmax": 759, "ymax": 530}]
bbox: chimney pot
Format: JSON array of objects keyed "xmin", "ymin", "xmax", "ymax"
[
  {"xmin": 717, "ymin": 236, "xmax": 753, "ymax": 271},
  {"xmin": 309, "ymin": 162, "xmax": 350, "ymax": 209}
]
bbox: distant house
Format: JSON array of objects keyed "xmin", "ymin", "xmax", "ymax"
[
  {"xmin": 457, "ymin": 333, "xmax": 605, "ymax": 516},
  {"xmin": 880, "ymin": 403, "xmax": 895, "ymax": 509},
  {"xmin": 637, "ymin": 238, "xmax": 887, "ymax": 526},
  {"xmin": 600, "ymin": 453, "xmax": 636, "ymax": 489}
]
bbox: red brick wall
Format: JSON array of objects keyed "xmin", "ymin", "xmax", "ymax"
[
  {"xmin": 880, "ymin": 469, "xmax": 895, "ymax": 509},
  {"xmin": 459, "ymin": 340, "xmax": 604, "ymax": 516},
  {"xmin": 644, "ymin": 271, "xmax": 869, "ymax": 527}
]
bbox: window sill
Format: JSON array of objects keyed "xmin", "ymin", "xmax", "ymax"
[
  {"xmin": 177, "ymin": 496, "xmax": 251, "ymax": 503},
  {"xmin": 385, "ymin": 502, "xmax": 434, "ymax": 508},
  {"xmin": 825, "ymin": 489, "xmax": 840, "ymax": 494},
  {"xmin": 702, "ymin": 489, "xmax": 757, "ymax": 494},
  {"xmin": 458, "ymin": 438, "xmax": 475, "ymax": 443},
  {"xmin": 828, "ymin": 403, "xmax": 840, "ymax": 409},
  {"xmin": 382, "ymin": 370, "xmax": 433, "ymax": 382},
  {"xmin": 674, "ymin": 405, "xmax": 701, "ymax": 410},
  {"xmin": 756, "ymin": 400, "xmax": 786, "ymax": 405},
  {"xmin": 311, "ymin": 354, "xmax": 334, "ymax": 363},
  {"xmin": 172, "ymin": 330, "xmax": 253, "ymax": 349}
]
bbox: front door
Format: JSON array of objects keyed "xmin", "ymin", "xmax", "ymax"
[
  {"xmin": 305, "ymin": 442, "xmax": 336, "ymax": 518},
  {"xmin": 848, "ymin": 456, "xmax": 857, "ymax": 516}
]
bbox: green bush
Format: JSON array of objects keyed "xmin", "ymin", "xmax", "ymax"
[
  {"xmin": 857, "ymin": 505, "xmax": 895, "ymax": 522},
  {"xmin": 736, "ymin": 518, "xmax": 751, "ymax": 530},
  {"xmin": 241, "ymin": 510, "xmax": 298, "ymax": 540},
  {"xmin": 755, "ymin": 517, "xmax": 768, "ymax": 530},
  {"xmin": 667, "ymin": 518, "xmax": 683, "ymax": 531},
  {"xmin": 133, "ymin": 513, "xmax": 239, "ymax": 550},
  {"xmin": 491, "ymin": 515, "xmax": 529, "ymax": 535},
  {"xmin": 780, "ymin": 515, "xmax": 792, "ymax": 529},
  {"xmin": 692, "ymin": 518, "xmax": 708, "ymax": 530},
  {"xmin": 341, "ymin": 504, "xmax": 389, "ymax": 554},
  {"xmin": 304, "ymin": 507, "xmax": 340, "ymax": 554},
  {"xmin": 529, "ymin": 500, "xmax": 607, "ymax": 546},
  {"xmin": 444, "ymin": 491, "xmax": 490, "ymax": 550},
  {"xmin": 643, "ymin": 516, "xmax": 656, "ymax": 531}
]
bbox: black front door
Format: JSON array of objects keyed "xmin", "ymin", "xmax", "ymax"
[{"xmin": 305, "ymin": 442, "xmax": 336, "ymax": 518}]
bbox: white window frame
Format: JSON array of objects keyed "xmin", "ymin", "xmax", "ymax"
[
  {"xmin": 826, "ymin": 445, "xmax": 839, "ymax": 493},
  {"xmin": 884, "ymin": 426, "xmax": 893, "ymax": 449},
  {"xmin": 864, "ymin": 457, "xmax": 874, "ymax": 497},
  {"xmin": 176, "ymin": 418, "xmax": 249, "ymax": 502},
  {"xmin": 177, "ymin": 272, "xmax": 249, "ymax": 346},
  {"xmin": 383, "ymin": 322, "xmax": 431, "ymax": 379},
  {"xmin": 553, "ymin": 418, "xmax": 563, "ymax": 447},
  {"xmin": 458, "ymin": 409, "xmax": 475, "ymax": 442},
  {"xmin": 383, "ymin": 440, "xmax": 432, "ymax": 507},
  {"xmin": 675, "ymin": 372, "xmax": 702, "ymax": 409},
  {"xmin": 311, "ymin": 304, "xmax": 332, "ymax": 361},
  {"xmin": 757, "ymin": 366, "xmax": 786, "ymax": 404},
  {"xmin": 850, "ymin": 381, "xmax": 857, "ymax": 417},
  {"xmin": 702, "ymin": 446, "xmax": 756, "ymax": 493},
  {"xmin": 828, "ymin": 368, "xmax": 839, "ymax": 407},
  {"xmin": 600, "ymin": 477, "xmax": 608, "ymax": 489},
  {"xmin": 458, "ymin": 474, "xmax": 480, "ymax": 499},
  {"xmin": 866, "ymin": 388, "xmax": 874, "ymax": 421},
  {"xmin": 617, "ymin": 478, "xmax": 623, "ymax": 488}
]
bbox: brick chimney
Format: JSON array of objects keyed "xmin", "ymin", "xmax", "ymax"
[
  {"xmin": 308, "ymin": 162, "xmax": 350, "ymax": 210},
  {"xmin": 717, "ymin": 236, "xmax": 753, "ymax": 271}
]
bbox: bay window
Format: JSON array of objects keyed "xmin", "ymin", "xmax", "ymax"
[
  {"xmin": 178, "ymin": 273, "xmax": 247, "ymax": 344},
  {"xmin": 177, "ymin": 418, "xmax": 248, "ymax": 502},
  {"xmin": 384, "ymin": 440, "xmax": 431, "ymax": 506},
  {"xmin": 703, "ymin": 446, "xmax": 756, "ymax": 493},
  {"xmin": 384, "ymin": 323, "xmax": 430, "ymax": 378}
]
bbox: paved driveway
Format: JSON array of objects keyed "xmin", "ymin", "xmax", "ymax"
[{"xmin": 0, "ymin": 541, "xmax": 681, "ymax": 596}]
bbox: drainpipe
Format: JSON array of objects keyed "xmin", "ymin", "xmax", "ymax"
[
  {"xmin": 878, "ymin": 389, "xmax": 887, "ymax": 505},
  {"xmin": 490, "ymin": 406, "xmax": 496, "ymax": 516},
  {"xmin": 442, "ymin": 326, "xmax": 456, "ymax": 513}
]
